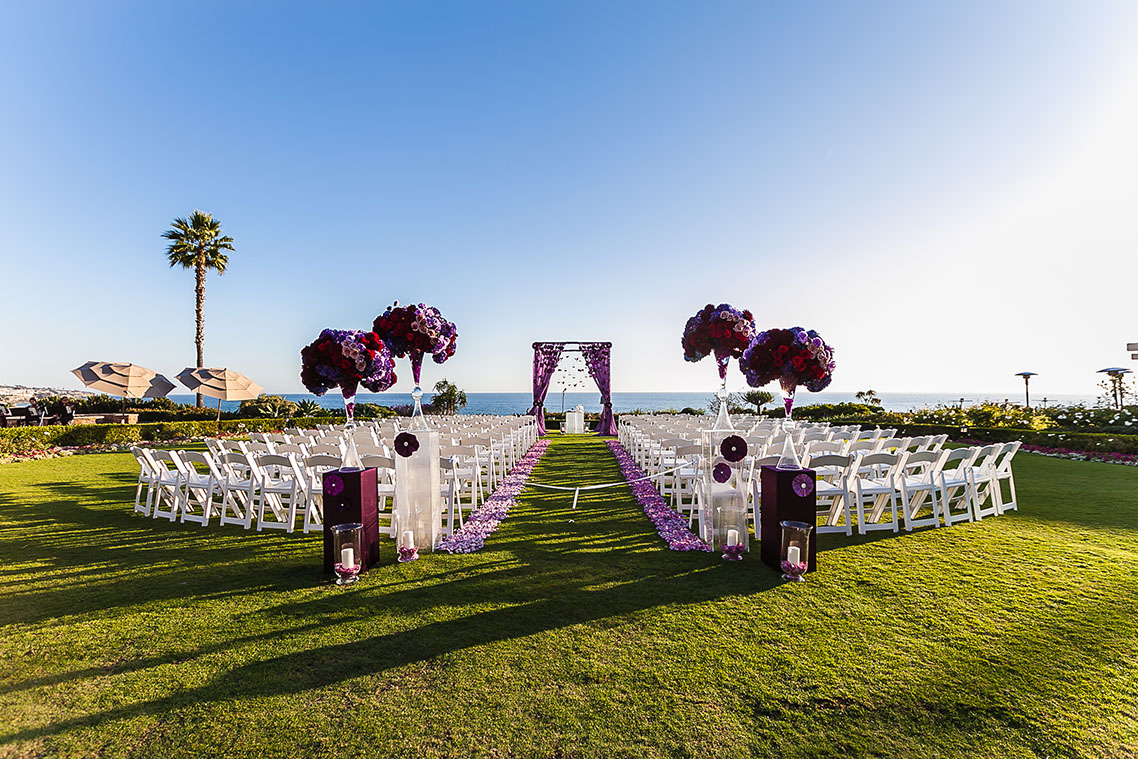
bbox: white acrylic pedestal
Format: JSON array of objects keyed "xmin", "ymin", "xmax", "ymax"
[{"xmin": 394, "ymin": 429, "xmax": 442, "ymax": 552}]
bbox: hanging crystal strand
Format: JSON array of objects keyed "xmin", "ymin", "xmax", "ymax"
[
  {"xmin": 711, "ymin": 352, "xmax": 736, "ymax": 431},
  {"xmin": 408, "ymin": 354, "xmax": 430, "ymax": 431}
]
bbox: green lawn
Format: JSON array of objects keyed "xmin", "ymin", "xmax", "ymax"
[{"xmin": 1, "ymin": 436, "xmax": 1136, "ymax": 758}]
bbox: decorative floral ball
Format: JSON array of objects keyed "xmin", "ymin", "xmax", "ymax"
[
  {"xmin": 300, "ymin": 328, "xmax": 397, "ymax": 395},
  {"xmin": 372, "ymin": 302, "xmax": 458, "ymax": 366},
  {"xmin": 394, "ymin": 432, "xmax": 420, "ymax": 458},
  {"xmin": 681, "ymin": 303, "xmax": 756, "ymax": 378},
  {"xmin": 739, "ymin": 326, "xmax": 835, "ymax": 392}
]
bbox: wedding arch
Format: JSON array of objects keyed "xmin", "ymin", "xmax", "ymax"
[{"xmin": 530, "ymin": 341, "xmax": 617, "ymax": 436}]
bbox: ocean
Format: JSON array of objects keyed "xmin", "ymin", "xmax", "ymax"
[{"xmin": 167, "ymin": 391, "xmax": 1098, "ymax": 415}]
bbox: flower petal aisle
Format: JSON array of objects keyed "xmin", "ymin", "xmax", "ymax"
[
  {"xmin": 606, "ymin": 441, "xmax": 711, "ymax": 552},
  {"xmin": 437, "ymin": 439, "xmax": 550, "ymax": 553}
]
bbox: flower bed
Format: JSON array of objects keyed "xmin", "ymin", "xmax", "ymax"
[
  {"xmin": 956, "ymin": 438, "xmax": 1138, "ymax": 466},
  {"xmin": 436, "ymin": 439, "xmax": 549, "ymax": 554},
  {"xmin": 606, "ymin": 440, "xmax": 711, "ymax": 552}
]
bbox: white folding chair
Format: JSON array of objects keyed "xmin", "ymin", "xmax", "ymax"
[
  {"xmin": 252, "ymin": 453, "xmax": 305, "ymax": 532},
  {"xmin": 992, "ymin": 441, "xmax": 1022, "ymax": 514},
  {"xmin": 148, "ymin": 450, "xmax": 184, "ymax": 521},
  {"xmin": 130, "ymin": 446, "xmax": 159, "ymax": 516},
  {"xmin": 810, "ymin": 454, "xmax": 854, "ymax": 535},
  {"xmin": 302, "ymin": 453, "xmax": 342, "ymax": 533},
  {"xmin": 846, "ymin": 452, "xmax": 907, "ymax": 533},
  {"xmin": 177, "ymin": 450, "xmax": 226, "ymax": 527},
  {"xmin": 937, "ymin": 447, "xmax": 981, "ymax": 526},
  {"xmin": 967, "ymin": 445, "xmax": 1003, "ymax": 520},
  {"xmin": 217, "ymin": 451, "xmax": 259, "ymax": 529},
  {"xmin": 897, "ymin": 449, "xmax": 948, "ymax": 530}
]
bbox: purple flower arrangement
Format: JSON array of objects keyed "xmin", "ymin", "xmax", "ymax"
[
  {"xmin": 373, "ymin": 302, "xmax": 458, "ymax": 385},
  {"xmin": 436, "ymin": 439, "xmax": 550, "ymax": 554},
  {"xmin": 397, "ymin": 546, "xmax": 419, "ymax": 562},
  {"xmin": 606, "ymin": 440, "xmax": 712, "ymax": 552},
  {"xmin": 299, "ymin": 328, "xmax": 397, "ymax": 396},
  {"xmin": 955, "ymin": 439, "xmax": 1138, "ymax": 466},
  {"xmin": 681, "ymin": 303, "xmax": 756, "ymax": 380},
  {"xmin": 739, "ymin": 327, "xmax": 835, "ymax": 393}
]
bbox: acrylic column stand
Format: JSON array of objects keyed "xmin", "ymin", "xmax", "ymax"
[
  {"xmin": 699, "ymin": 429, "xmax": 747, "ymax": 551},
  {"xmin": 394, "ymin": 429, "xmax": 442, "ymax": 553}
]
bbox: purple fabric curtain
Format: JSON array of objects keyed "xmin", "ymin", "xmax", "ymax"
[
  {"xmin": 530, "ymin": 343, "xmax": 565, "ymax": 435},
  {"xmin": 582, "ymin": 342, "xmax": 617, "ymax": 436}
]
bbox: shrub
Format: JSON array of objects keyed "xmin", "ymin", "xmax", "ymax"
[{"xmin": 0, "ymin": 416, "xmax": 342, "ymax": 456}]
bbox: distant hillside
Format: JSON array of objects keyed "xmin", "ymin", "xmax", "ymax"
[{"xmin": 0, "ymin": 384, "xmax": 95, "ymax": 403}]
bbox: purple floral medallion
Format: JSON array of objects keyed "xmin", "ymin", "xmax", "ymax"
[
  {"xmin": 394, "ymin": 432, "xmax": 420, "ymax": 458},
  {"xmin": 323, "ymin": 473, "xmax": 344, "ymax": 496},
  {"xmin": 792, "ymin": 473, "xmax": 814, "ymax": 497},
  {"xmin": 720, "ymin": 435, "xmax": 748, "ymax": 463},
  {"xmin": 713, "ymin": 462, "xmax": 732, "ymax": 483}
]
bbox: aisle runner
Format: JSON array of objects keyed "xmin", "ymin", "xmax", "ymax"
[
  {"xmin": 437, "ymin": 439, "xmax": 550, "ymax": 554},
  {"xmin": 606, "ymin": 441, "xmax": 712, "ymax": 552}
]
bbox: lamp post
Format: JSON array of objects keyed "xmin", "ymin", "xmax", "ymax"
[
  {"xmin": 1097, "ymin": 367, "xmax": 1132, "ymax": 410},
  {"xmin": 1014, "ymin": 372, "xmax": 1037, "ymax": 408}
]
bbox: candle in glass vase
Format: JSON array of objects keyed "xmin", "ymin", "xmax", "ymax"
[
  {"xmin": 727, "ymin": 529, "xmax": 740, "ymax": 546},
  {"xmin": 402, "ymin": 530, "xmax": 414, "ymax": 549},
  {"xmin": 340, "ymin": 546, "xmax": 355, "ymax": 568},
  {"xmin": 787, "ymin": 545, "xmax": 801, "ymax": 564}
]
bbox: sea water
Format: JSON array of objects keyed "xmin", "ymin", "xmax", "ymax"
[{"xmin": 167, "ymin": 391, "xmax": 1097, "ymax": 415}]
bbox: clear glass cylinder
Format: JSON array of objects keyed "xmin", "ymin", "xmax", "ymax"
[
  {"xmin": 332, "ymin": 522, "xmax": 363, "ymax": 585},
  {"xmin": 717, "ymin": 503, "xmax": 748, "ymax": 561},
  {"xmin": 779, "ymin": 520, "xmax": 813, "ymax": 581},
  {"xmin": 408, "ymin": 354, "xmax": 430, "ymax": 431},
  {"xmin": 342, "ymin": 388, "xmax": 356, "ymax": 428}
]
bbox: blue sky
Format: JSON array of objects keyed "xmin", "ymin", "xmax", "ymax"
[{"xmin": 2, "ymin": 1, "xmax": 1137, "ymax": 396}]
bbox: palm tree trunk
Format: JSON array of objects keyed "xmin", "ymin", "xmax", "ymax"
[{"xmin": 195, "ymin": 259, "xmax": 206, "ymax": 408}]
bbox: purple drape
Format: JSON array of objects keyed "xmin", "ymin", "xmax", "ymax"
[
  {"xmin": 582, "ymin": 342, "xmax": 617, "ymax": 436},
  {"xmin": 530, "ymin": 343, "xmax": 564, "ymax": 435}
]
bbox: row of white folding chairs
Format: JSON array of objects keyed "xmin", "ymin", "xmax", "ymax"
[
  {"xmin": 132, "ymin": 447, "xmax": 363, "ymax": 533},
  {"xmin": 135, "ymin": 446, "xmax": 468, "ymax": 539},
  {"xmin": 683, "ymin": 443, "xmax": 1020, "ymax": 541},
  {"xmin": 140, "ymin": 426, "xmax": 536, "ymax": 537}
]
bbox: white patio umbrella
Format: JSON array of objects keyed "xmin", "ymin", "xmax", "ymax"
[
  {"xmin": 71, "ymin": 361, "xmax": 175, "ymax": 419},
  {"xmin": 175, "ymin": 367, "xmax": 264, "ymax": 424}
]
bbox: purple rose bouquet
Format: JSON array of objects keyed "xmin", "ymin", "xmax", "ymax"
[
  {"xmin": 681, "ymin": 303, "xmax": 756, "ymax": 381},
  {"xmin": 739, "ymin": 327, "xmax": 834, "ymax": 418},
  {"xmin": 372, "ymin": 302, "xmax": 458, "ymax": 385}
]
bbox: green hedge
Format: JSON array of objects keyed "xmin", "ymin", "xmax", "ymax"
[
  {"xmin": 835, "ymin": 421, "xmax": 1138, "ymax": 455},
  {"xmin": 0, "ymin": 417, "xmax": 342, "ymax": 456}
]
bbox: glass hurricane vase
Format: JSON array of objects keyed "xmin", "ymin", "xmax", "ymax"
[
  {"xmin": 332, "ymin": 522, "xmax": 363, "ymax": 585},
  {"xmin": 408, "ymin": 354, "xmax": 430, "ymax": 431}
]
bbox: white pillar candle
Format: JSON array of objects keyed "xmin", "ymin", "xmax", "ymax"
[
  {"xmin": 727, "ymin": 529, "xmax": 740, "ymax": 546},
  {"xmin": 787, "ymin": 545, "xmax": 801, "ymax": 564},
  {"xmin": 402, "ymin": 530, "xmax": 415, "ymax": 549},
  {"xmin": 340, "ymin": 546, "xmax": 355, "ymax": 568}
]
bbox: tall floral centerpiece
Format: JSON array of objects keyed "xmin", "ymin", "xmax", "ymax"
[
  {"xmin": 682, "ymin": 303, "xmax": 756, "ymax": 430},
  {"xmin": 739, "ymin": 326, "xmax": 835, "ymax": 468},
  {"xmin": 373, "ymin": 302, "xmax": 458, "ymax": 430},
  {"xmin": 300, "ymin": 328, "xmax": 397, "ymax": 426}
]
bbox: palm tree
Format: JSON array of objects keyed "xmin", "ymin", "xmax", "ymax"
[
  {"xmin": 432, "ymin": 379, "xmax": 468, "ymax": 415},
  {"xmin": 163, "ymin": 210, "xmax": 235, "ymax": 407},
  {"xmin": 742, "ymin": 389, "xmax": 774, "ymax": 413}
]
